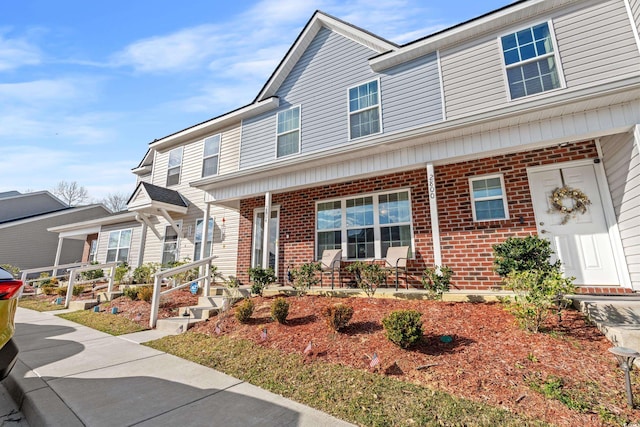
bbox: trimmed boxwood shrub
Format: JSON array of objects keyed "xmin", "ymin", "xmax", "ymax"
[
  {"xmin": 235, "ymin": 299, "xmax": 254, "ymax": 323},
  {"xmin": 382, "ymin": 309, "xmax": 423, "ymax": 348},
  {"xmin": 323, "ymin": 303, "xmax": 354, "ymax": 332},
  {"xmin": 271, "ymin": 297, "xmax": 289, "ymax": 324}
]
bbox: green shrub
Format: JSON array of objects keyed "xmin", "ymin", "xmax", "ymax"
[
  {"xmin": 122, "ymin": 286, "xmax": 139, "ymax": 300},
  {"xmin": 115, "ymin": 263, "xmax": 130, "ymax": 284},
  {"xmin": 235, "ymin": 298, "xmax": 254, "ymax": 323},
  {"xmin": 137, "ymin": 286, "xmax": 154, "ymax": 302},
  {"xmin": 133, "ymin": 263, "xmax": 160, "ymax": 284},
  {"xmin": 248, "ymin": 267, "xmax": 277, "ymax": 296},
  {"xmin": 290, "ymin": 262, "xmax": 321, "ymax": 294},
  {"xmin": 38, "ymin": 272, "xmax": 52, "ymax": 286},
  {"xmin": 323, "ymin": 303, "xmax": 354, "ymax": 332},
  {"xmin": 493, "ymin": 235, "xmax": 560, "ymax": 277},
  {"xmin": 0, "ymin": 264, "xmax": 20, "ymax": 278},
  {"xmin": 503, "ymin": 269, "xmax": 576, "ymax": 333},
  {"xmin": 73, "ymin": 285, "xmax": 84, "ymax": 296},
  {"xmin": 382, "ymin": 309, "xmax": 423, "ymax": 348},
  {"xmin": 346, "ymin": 262, "xmax": 387, "ymax": 298},
  {"xmin": 56, "ymin": 285, "xmax": 82, "ymax": 297},
  {"xmin": 40, "ymin": 284, "xmax": 57, "ymax": 295},
  {"xmin": 56, "ymin": 287, "xmax": 66, "ymax": 297},
  {"xmin": 81, "ymin": 263, "xmax": 104, "ymax": 281},
  {"xmin": 271, "ymin": 297, "xmax": 289, "ymax": 324},
  {"xmin": 167, "ymin": 259, "xmax": 199, "ymax": 284},
  {"xmin": 421, "ymin": 265, "xmax": 453, "ymax": 300}
]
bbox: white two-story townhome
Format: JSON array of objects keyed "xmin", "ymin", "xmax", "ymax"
[{"xmin": 52, "ymin": 0, "xmax": 640, "ymax": 294}]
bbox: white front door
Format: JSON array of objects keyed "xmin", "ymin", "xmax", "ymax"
[{"xmin": 528, "ymin": 163, "xmax": 619, "ymax": 285}]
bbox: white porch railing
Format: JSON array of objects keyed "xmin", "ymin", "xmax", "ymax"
[
  {"xmin": 64, "ymin": 262, "xmax": 120, "ymax": 309},
  {"xmin": 20, "ymin": 262, "xmax": 87, "ymax": 287},
  {"xmin": 149, "ymin": 256, "xmax": 217, "ymax": 328}
]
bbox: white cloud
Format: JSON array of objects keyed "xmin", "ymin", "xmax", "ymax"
[
  {"xmin": 0, "ymin": 79, "xmax": 81, "ymax": 104},
  {"xmin": 0, "ymin": 32, "xmax": 41, "ymax": 71}
]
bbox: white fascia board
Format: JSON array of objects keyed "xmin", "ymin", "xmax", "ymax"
[
  {"xmin": 370, "ymin": 0, "xmax": 578, "ymax": 72},
  {"xmin": 47, "ymin": 212, "xmax": 138, "ymax": 233},
  {"xmin": 57, "ymin": 226, "xmax": 102, "ymax": 240},
  {"xmin": 128, "ymin": 201, "xmax": 188, "ymax": 215},
  {"xmin": 192, "ymin": 77, "xmax": 640, "ymax": 192},
  {"xmin": 258, "ymin": 12, "xmax": 397, "ymax": 100},
  {"xmin": 149, "ymin": 97, "xmax": 279, "ymax": 152}
]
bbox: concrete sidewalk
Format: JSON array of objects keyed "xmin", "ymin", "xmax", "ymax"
[{"xmin": 3, "ymin": 308, "xmax": 354, "ymax": 427}]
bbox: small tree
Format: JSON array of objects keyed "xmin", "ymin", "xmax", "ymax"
[
  {"xmin": 248, "ymin": 267, "xmax": 277, "ymax": 296},
  {"xmin": 421, "ymin": 265, "xmax": 453, "ymax": 300},
  {"xmin": 52, "ymin": 180, "xmax": 89, "ymax": 206},
  {"xmin": 493, "ymin": 235, "xmax": 560, "ymax": 277},
  {"xmin": 101, "ymin": 192, "xmax": 129, "ymax": 212},
  {"xmin": 290, "ymin": 262, "xmax": 321, "ymax": 295}
]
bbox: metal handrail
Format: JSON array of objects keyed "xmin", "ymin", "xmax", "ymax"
[
  {"xmin": 65, "ymin": 262, "xmax": 119, "ymax": 309},
  {"xmin": 20, "ymin": 262, "xmax": 87, "ymax": 286},
  {"xmin": 149, "ymin": 256, "xmax": 217, "ymax": 328}
]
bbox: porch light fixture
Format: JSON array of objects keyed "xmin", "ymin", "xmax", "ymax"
[{"xmin": 609, "ymin": 346, "xmax": 640, "ymax": 408}]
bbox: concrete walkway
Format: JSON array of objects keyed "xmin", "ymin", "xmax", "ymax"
[{"xmin": 3, "ymin": 308, "xmax": 354, "ymax": 427}]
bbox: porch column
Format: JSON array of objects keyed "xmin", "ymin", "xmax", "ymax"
[
  {"xmin": 52, "ymin": 237, "xmax": 64, "ymax": 277},
  {"xmin": 426, "ymin": 163, "xmax": 442, "ymax": 266},
  {"xmin": 137, "ymin": 223, "xmax": 147, "ymax": 267},
  {"xmin": 262, "ymin": 192, "xmax": 272, "ymax": 268}
]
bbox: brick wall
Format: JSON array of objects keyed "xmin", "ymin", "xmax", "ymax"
[
  {"xmin": 82, "ymin": 233, "xmax": 98, "ymax": 263},
  {"xmin": 237, "ymin": 140, "xmax": 599, "ymax": 290}
]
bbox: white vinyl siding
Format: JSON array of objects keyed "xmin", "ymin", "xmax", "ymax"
[
  {"xmin": 601, "ymin": 130, "xmax": 640, "ymax": 288},
  {"xmin": 276, "ymin": 106, "xmax": 301, "ymax": 158},
  {"xmin": 166, "ymin": 147, "xmax": 183, "ymax": 186},
  {"xmin": 469, "ymin": 175, "xmax": 509, "ymax": 221},
  {"xmin": 316, "ymin": 189, "xmax": 413, "ymax": 260},
  {"xmin": 202, "ymin": 135, "xmax": 221, "ymax": 177},
  {"xmin": 554, "ymin": 0, "xmax": 640, "ymax": 87}
]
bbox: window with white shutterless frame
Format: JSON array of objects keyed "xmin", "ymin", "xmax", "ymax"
[
  {"xmin": 276, "ymin": 105, "xmax": 301, "ymax": 158},
  {"xmin": 469, "ymin": 174, "xmax": 509, "ymax": 221},
  {"xmin": 166, "ymin": 147, "xmax": 183, "ymax": 186},
  {"xmin": 202, "ymin": 135, "xmax": 221, "ymax": 178},
  {"xmin": 348, "ymin": 79, "xmax": 382, "ymax": 140}
]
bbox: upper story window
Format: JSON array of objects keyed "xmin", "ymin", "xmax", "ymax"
[
  {"xmin": 106, "ymin": 229, "xmax": 132, "ymax": 263},
  {"xmin": 469, "ymin": 174, "xmax": 509, "ymax": 221},
  {"xmin": 276, "ymin": 106, "xmax": 300, "ymax": 158},
  {"xmin": 202, "ymin": 135, "xmax": 221, "ymax": 177},
  {"xmin": 348, "ymin": 79, "xmax": 381, "ymax": 139},
  {"xmin": 166, "ymin": 147, "xmax": 183, "ymax": 186},
  {"xmin": 501, "ymin": 22, "xmax": 562, "ymax": 99}
]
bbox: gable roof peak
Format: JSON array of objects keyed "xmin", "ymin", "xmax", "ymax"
[{"xmin": 255, "ymin": 10, "xmax": 398, "ymax": 102}]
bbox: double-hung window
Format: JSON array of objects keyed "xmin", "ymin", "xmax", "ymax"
[
  {"xmin": 106, "ymin": 229, "xmax": 132, "ymax": 263},
  {"xmin": 469, "ymin": 175, "xmax": 509, "ymax": 221},
  {"xmin": 161, "ymin": 223, "xmax": 181, "ymax": 265},
  {"xmin": 166, "ymin": 147, "xmax": 183, "ymax": 186},
  {"xmin": 194, "ymin": 218, "xmax": 213, "ymax": 261},
  {"xmin": 316, "ymin": 190, "xmax": 413, "ymax": 260},
  {"xmin": 348, "ymin": 80, "xmax": 381, "ymax": 139},
  {"xmin": 202, "ymin": 135, "xmax": 220, "ymax": 177},
  {"xmin": 276, "ymin": 106, "xmax": 300, "ymax": 158},
  {"xmin": 501, "ymin": 22, "xmax": 562, "ymax": 99}
]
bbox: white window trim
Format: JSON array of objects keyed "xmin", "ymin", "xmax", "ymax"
[
  {"xmin": 106, "ymin": 229, "xmax": 132, "ymax": 263},
  {"xmin": 315, "ymin": 188, "xmax": 414, "ymax": 260},
  {"xmin": 498, "ymin": 20, "xmax": 566, "ymax": 102},
  {"xmin": 347, "ymin": 78, "xmax": 383, "ymax": 141},
  {"xmin": 166, "ymin": 147, "xmax": 183, "ymax": 186},
  {"xmin": 274, "ymin": 105, "xmax": 302, "ymax": 159},
  {"xmin": 251, "ymin": 206, "xmax": 280, "ymax": 274},
  {"xmin": 469, "ymin": 174, "xmax": 510, "ymax": 222},
  {"xmin": 201, "ymin": 134, "xmax": 221, "ymax": 178}
]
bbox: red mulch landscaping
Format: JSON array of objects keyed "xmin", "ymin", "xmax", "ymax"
[{"xmin": 190, "ymin": 295, "xmax": 639, "ymax": 427}]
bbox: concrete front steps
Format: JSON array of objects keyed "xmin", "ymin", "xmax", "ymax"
[{"xmin": 156, "ymin": 295, "xmax": 227, "ymax": 334}]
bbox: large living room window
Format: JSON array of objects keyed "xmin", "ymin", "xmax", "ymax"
[
  {"xmin": 469, "ymin": 174, "xmax": 509, "ymax": 221},
  {"xmin": 276, "ymin": 106, "xmax": 300, "ymax": 158},
  {"xmin": 315, "ymin": 190, "xmax": 413, "ymax": 260},
  {"xmin": 500, "ymin": 22, "xmax": 562, "ymax": 99},
  {"xmin": 106, "ymin": 229, "xmax": 131, "ymax": 263},
  {"xmin": 348, "ymin": 79, "xmax": 381, "ymax": 139}
]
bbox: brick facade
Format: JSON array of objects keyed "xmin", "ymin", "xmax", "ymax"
[{"xmin": 237, "ymin": 140, "xmax": 601, "ymax": 290}]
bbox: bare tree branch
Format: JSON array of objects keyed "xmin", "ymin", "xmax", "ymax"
[
  {"xmin": 52, "ymin": 181, "xmax": 90, "ymax": 207},
  {"xmin": 101, "ymin": 192, "xmax": 129, "ymax": 212}
]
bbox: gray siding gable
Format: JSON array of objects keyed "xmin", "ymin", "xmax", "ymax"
[{"xmin": 240, "ymin": 27, "xmax": 443, "ymax": 170}]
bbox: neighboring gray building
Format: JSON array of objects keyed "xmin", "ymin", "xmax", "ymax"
[{"xmin": 0, "ymin": 191, "xmax": 110, "ymax": 270}]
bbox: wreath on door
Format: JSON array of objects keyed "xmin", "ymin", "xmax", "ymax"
[{"xmin": 549, "ymin": 186, "xmax": 591, "ymax": 225}]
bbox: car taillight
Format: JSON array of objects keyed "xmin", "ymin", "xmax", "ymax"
[{"xmin": 0, "ymin": 280, "xmax": 23, "ymax": 300}]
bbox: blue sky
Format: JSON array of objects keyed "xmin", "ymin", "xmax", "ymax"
[{"xmin": 1, "ymin": 0, "xmax": 513, "ymax": 202}]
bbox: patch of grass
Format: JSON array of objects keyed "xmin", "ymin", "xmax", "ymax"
[
  {"xmin": 19, "ymin": 297, "xmax": 64, "ymax": 312},
  {"xmin": 145, "ymin": 333, "xmax": 548, "ymax": 427},
  {"xmin": 57, "ymin": 310, "xmax": 146, "ymax": 335}
]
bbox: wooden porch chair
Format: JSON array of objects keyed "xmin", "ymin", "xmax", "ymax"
[
  {"xmin": 320, "ymin": 249, "xmax": 342, "ymax": 289},
  {"xmin": 382, "ymin": 246, "xmax": 410, "ymax": 291}
]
